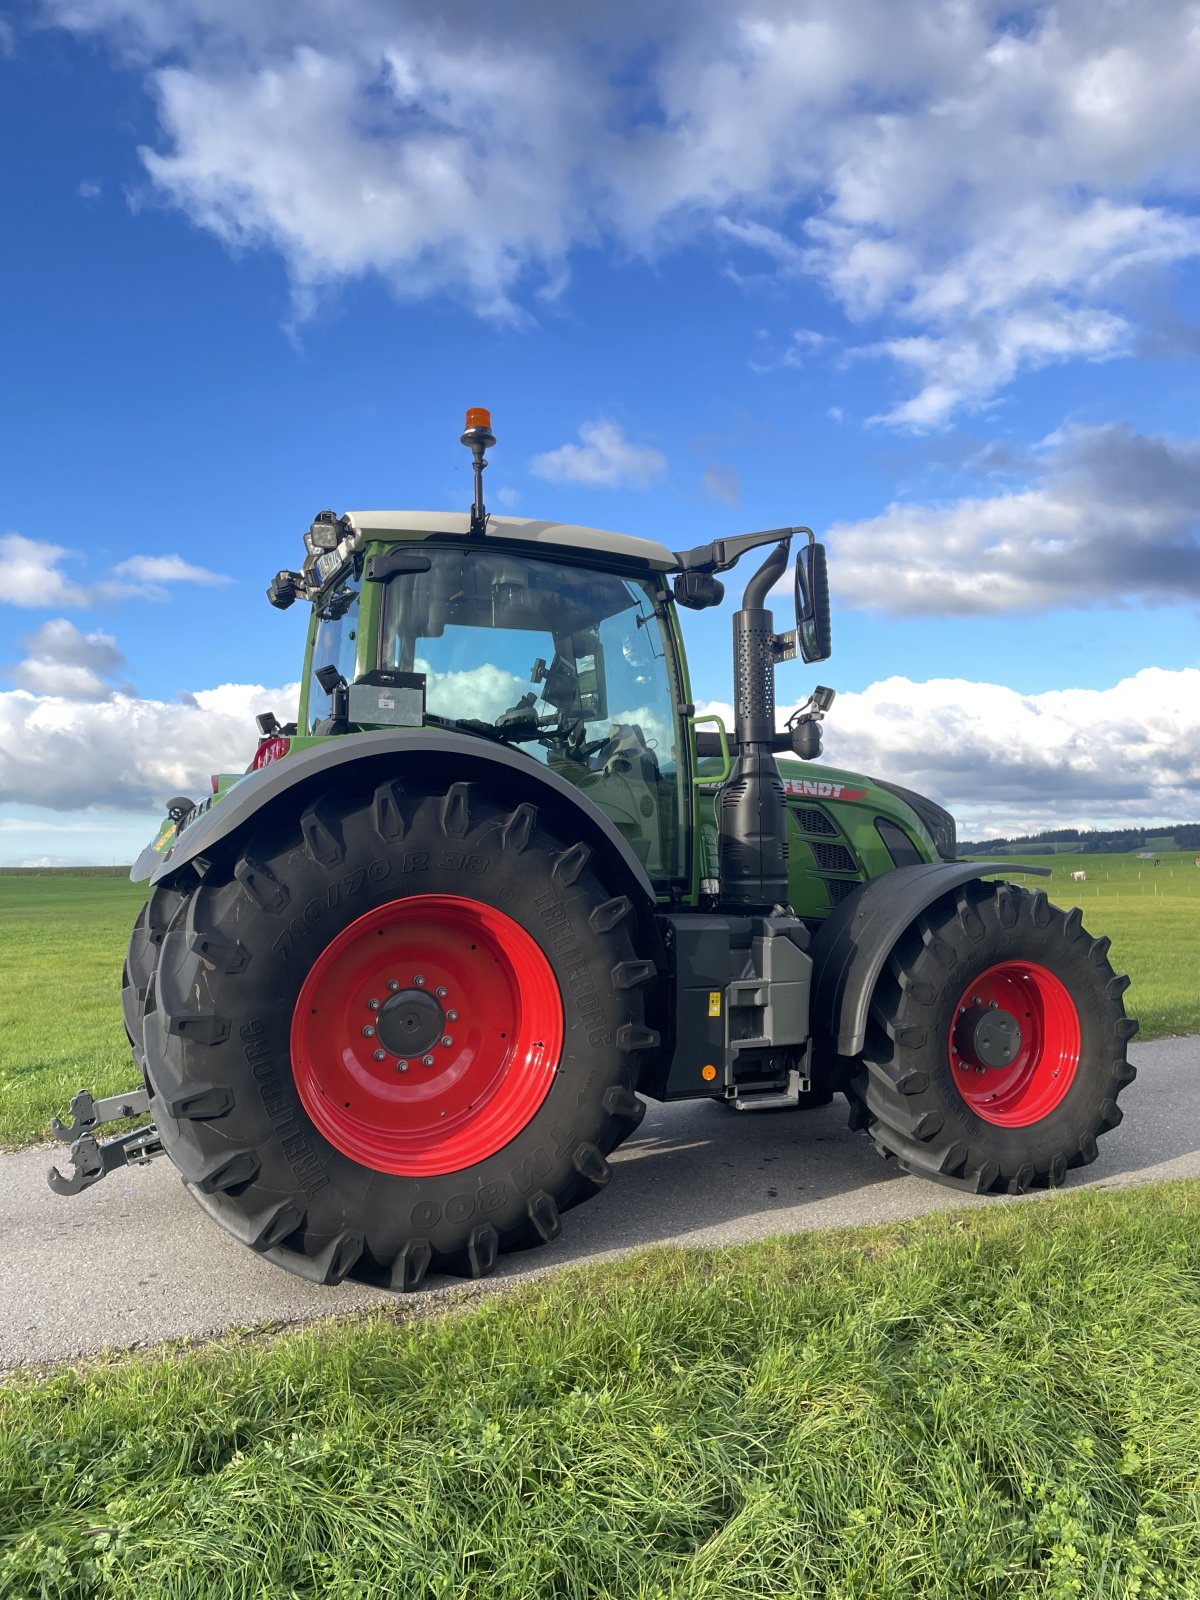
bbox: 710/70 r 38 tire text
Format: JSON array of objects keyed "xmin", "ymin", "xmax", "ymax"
[
  {"xmin": 847, "ymin": 879, "xmax": 1138, "ymax": 1193},
  {"xmin": 138, "ymin": 776, "xmax": 656, "ymax": 1289}
]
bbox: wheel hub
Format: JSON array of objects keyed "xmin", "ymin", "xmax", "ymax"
[
  {"xmin": 290, "ymin": 894, "xmax": 564, "ymax": 1176},
  {"xmin": 957, "ymin": 1005, "xmax": 1021, "ymax": 1069},
  {"xmin": 375, "ymin": 988, "xmax": 445, "ymax": 1059},
  {"xmin": 948, "ymin": 961, "xmax": 1080, "ymax": 1127}
]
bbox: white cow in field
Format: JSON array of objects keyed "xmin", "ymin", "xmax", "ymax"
[{"xmin": 1070, "ymin": 870, "xmax": 1087, "ymax": 882}]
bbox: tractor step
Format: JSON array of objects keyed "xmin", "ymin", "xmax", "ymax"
[
  {"xmin": 728, "ymin": 1067, "xmax": 810, "ymax": 1111},
  {"xmin": 46, "ymin": 1085, "xmax": 165, "ymax": 1196}
]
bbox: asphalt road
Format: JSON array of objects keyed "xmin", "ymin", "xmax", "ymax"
[{"xmin": 2, "ymin": 1033, "xmax": 1196, "ymax": 1371}]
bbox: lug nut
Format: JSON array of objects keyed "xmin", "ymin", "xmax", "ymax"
[
  {"xmin": 422, "ymin": 1054, "xmax": 435, "ymax": 1067},
  {"xmin": 373, "ymin": 1049, "xmax": 387, "ymax": 1062},
  {"xmin": 362, "ymin": 1025, "xmax": 375, "ymax": 1037},
  {"xmin": 387, "ymin": 979, "xmax": 399, "ymax": 992},
  {"xmin": 397, "ymin": 1059, "xmax": 409, "ymax": 1071},
  {"xmin": 414, "ymin": 975, "xmax": 426, "ymax": 987},
  {"xmin": 441, "ymin": 1035, "xmax": 453, "ymax": 1048},
  {"xmin": 368, "ymin": 998, "xmax": 381, "ymax": 1011},
  {"xmin": 436, "ymin": 986, "xmax": 448, "ymax": 998},
  {"xmin": 447, "ymin": 1009, "xmax": 458, "ymax": 1022}
]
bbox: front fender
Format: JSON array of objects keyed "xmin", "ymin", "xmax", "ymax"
[
  {"xmin": 810, "ymin": 861, "xmax": 1050, "ymax": 1058},
  {"xmin": 147, "ymin": 728, "xmax": 657, "ymax": 908}
]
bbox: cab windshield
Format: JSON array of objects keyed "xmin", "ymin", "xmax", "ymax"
[{"xmin": 380, "ymin": 547, "xmax": 688, "ymax": 884}]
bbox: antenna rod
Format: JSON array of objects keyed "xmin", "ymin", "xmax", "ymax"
[{"xmin": 460, "ymin": 407, "xmax": 496, "ymax": 537}]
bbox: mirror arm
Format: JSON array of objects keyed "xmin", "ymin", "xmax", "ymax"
[{"xmin": 673, "ymin": 525, "xmax": 811, "ymax": 575}]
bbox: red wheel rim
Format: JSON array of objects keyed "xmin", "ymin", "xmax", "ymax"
[
  {"xmin": 949, "ymin": 961, "xmax": 1080, "ymax": 1127},
  {"xmin": 290, "ymin": 895, "xmax": 563, "ymax": 1176}
]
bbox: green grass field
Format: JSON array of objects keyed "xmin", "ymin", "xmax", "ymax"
[
  {"xmin": 3, "ymin": 1182, "xmax": 1200, "ymax": 1598},
  {"xmin": 0, "ymin": 876, "xmax": 147, "ymax": 1148},
  {"xmin": 0, "ymin": 853, "xmax": 1196, "ymax": 1149},
  {"xmin": 976, "ymin": 849, "xmax": 1200, "ymax": 1042}
]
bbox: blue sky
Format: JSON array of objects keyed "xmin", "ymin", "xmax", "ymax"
[{"xmin": 1, "ymin": 0, "xmax": 1198, "ymax": 863}]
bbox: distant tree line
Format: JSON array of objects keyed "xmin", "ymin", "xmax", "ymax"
[{"xmin": 959, "ymin": 824, "xmax": 1200, "ymax": 855}]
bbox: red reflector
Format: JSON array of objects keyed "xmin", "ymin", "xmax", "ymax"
[
  {"xmin": 251, "ymin": 736, "xmax": 291, "ymax": 771},
  {"xmin": 210, "ymin": 774, "xmax": 220, "ymax": 793}
]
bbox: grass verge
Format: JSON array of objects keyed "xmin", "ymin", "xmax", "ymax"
[{"xmin": 3, "ymin": 1182, "xmax": 1200, "ymax": 1598}]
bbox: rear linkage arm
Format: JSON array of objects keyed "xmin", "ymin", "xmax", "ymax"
[{"xmin": 46, "ymin": 1087, "xmax": 166, "ymax": 1197}]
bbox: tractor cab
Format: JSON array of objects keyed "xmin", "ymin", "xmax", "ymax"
[
  {"xmin": 266, "ymin": 408, "xmax": 840, "ymax": 908},
  {"xmin": 303, "ymin": 536, "xmax": 692, "ymax": 884}
]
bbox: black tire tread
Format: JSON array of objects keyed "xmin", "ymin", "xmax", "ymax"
[
  {"xmin": 142, "ymin": 783, "xmax": 653, "ymax": 1290},
  {"xmin": 847, "ymin": 879, "xmax": 1137, "ymax": 1193}
]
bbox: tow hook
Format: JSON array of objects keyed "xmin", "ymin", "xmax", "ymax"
[
  {"xmin": 51, "ymin": 1087, "xmax": 150, "ymax": 1142},
  {"xmin": 46, "ymin": 1086, "xmax": 166, "ymax": 1196}
]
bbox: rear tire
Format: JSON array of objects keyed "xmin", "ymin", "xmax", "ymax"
[
  {"xmin": 121, "ymin": 884, "xmax": 187, "ymax": 1070},
  {"xmin": 847, "ymin": 880, "xmax": 1137, "ymax": 1193},
  {"xmin": 141, "ymin": 777, "xmax": 655, "ymax": 1288}
]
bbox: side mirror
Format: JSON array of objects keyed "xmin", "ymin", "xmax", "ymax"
[{"xmin": 794, "ymin": 541, "xmax": 832, "ymax": 663}]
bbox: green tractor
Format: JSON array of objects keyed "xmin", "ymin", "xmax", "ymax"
[{"xmin": 48, "ymin": 410, "xmax": 1137, "ymax": 1290}]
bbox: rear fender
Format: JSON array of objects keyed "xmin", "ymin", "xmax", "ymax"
[
  {"xmin": 147, "ymin": 728, "xmax": 657, "ymax": 909},
  {"xmin": 810, "ymin": 861, "xmax": 1051, "ymax": 1058}
]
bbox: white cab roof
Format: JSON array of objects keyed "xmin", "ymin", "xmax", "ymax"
[{"xmin": 343, "ymin": 510, "xmax": 677, "ymax": 570}]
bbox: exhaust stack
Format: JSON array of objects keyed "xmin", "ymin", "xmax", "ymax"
[{"xmin": 719, "ymin": 541, "xmax": 791, "ymax": 909}]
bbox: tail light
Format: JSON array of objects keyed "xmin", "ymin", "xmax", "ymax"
[{"xmin": 251, "ymin": 736, "xmax": 292, "ymax": 771}]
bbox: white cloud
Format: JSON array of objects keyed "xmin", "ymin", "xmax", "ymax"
[
  {"xmin": 700, "ymin": 666, "xmax": 1200, "ymax": 837},
  {"xmin": 112, "ymin": 553, "xmax": 232, "ymax": 585},
  {"xmin": 0, "ymin": 532, "xmax": 231, "ymax": 609},
  {"xmin": 530, "ymin": 420, "xmax": 667, "ymax": 490},
  {"xmin": 10, "ymin": 618, "xmax": 131, "ymax": 701},
  {"xmin": 824, "ymin": 422, "xmax": 1200, "ymax": 614},
  {"xmin": 870, "ymin": 307, "xmax": 1131, "ymax": 430},
  {"xmin": 41, "ymin": 1, "xmax": 1200, "ymax": 420},
  {"xmin": 20, "ymin": 618, "xmax": 125, "ymax": 673},
  {"xmin": 0, "ymin": 680, "xmax": 299, "ymax": 810},
  {"xmin": 0, "ymin": 533, "xmax": 91, "ymax": 608},
  {"xmin": 701, "ymin": 464, "xmax": 742, "ymax": 508}
]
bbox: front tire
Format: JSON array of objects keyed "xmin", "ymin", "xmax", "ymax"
[
  {"xmin": 847, "ymin": 881, "xmax": 1138, "ymax": 1193},
  {"xmin": 141, "ymin": 778, "xmax": 655, "ymax": 1288}
]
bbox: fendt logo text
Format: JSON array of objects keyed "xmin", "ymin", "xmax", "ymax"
[{"xmin": 783, "ymin": 780, "xmax": 869, "ymax": 801}]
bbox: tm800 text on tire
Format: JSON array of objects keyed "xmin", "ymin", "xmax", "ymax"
[
  {"xmin": 848, "ymin": 880, "xmax": 1138, "ymax": 1193},
  {"xmin": 140, "ymin": 777, "xmax": 655, "ymax": 1288}
]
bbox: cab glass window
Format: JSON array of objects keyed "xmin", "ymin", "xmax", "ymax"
[
  {"xmin": 379, "ymin": 548, "xmax": 688, "ymax": 885},
  {"xmin": 307, "ymin": 571, "xmax": 360, "ymax": 732}
]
